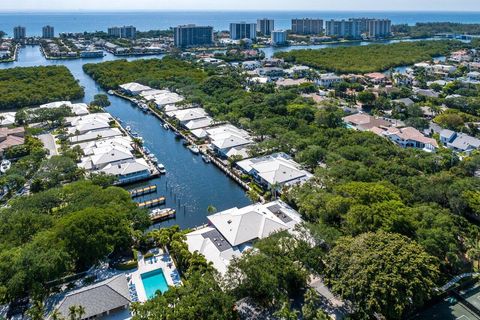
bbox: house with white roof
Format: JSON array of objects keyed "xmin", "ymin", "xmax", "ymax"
[
  {"xmin": 184, "ymin": 117, "xmax": 214, "ymax": 131},
  {"xmin": 68, "ymin": 128, "xmax": 122, "ymax": 144},
  {"xmin": 440, "ymin": 129, "xmax": 480, "ymax": 154},
  {"xmin": 79, "ymin": 145, "xmax": 134, "ymax": 171},
  {"xmin": 210, "ymin": 132, "xmax": 253, "ymax": 158},
  {"xmin": 316, "ymin": 73, "xmax": 341, "ymax": 87},
  {"xmin": 186, "ymin": 200, "xmax": 303, "ymax": 274},
  {"xmin": 100, "ymin": 158, "xmax": 151, "ymax": 184},
  {"xmin": 167, "ymin": 108, "xmax": 208, "ymax": 124},
  {"xmin": 0, "ymin": 112, "xmax": 16, "ymax": 127},
  {"xmin": 237, "ymin": 152, "xmax": 313, "ymax": 189},
  {"xmin": 119, "ymin": 83, "xmax": 152, "ymax": 95}
]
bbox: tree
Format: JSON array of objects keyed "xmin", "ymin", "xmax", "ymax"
[
  {"xmin": 90, "ymin": 94, "xmax": 111, "ymax": 108},
  {"xmin": 302, "ymin": 289, "xmax": 330, "ymax": 320},
  {"xmin": 324, "ymin": 232, "xmax": 439, "ymax": 319},
  {"xmin": 357, "ymin": 91, "xmax": 376, "ymax": 106}
]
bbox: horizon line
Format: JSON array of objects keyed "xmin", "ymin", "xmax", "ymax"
[{"xmin": 1, "ymin": 9, "xmax": 480, "ymax": 13}]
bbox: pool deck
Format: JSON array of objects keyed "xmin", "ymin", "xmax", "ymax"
[{"xmin": 129, "ymin": 249, "xmax": 181, "ymax": 302}]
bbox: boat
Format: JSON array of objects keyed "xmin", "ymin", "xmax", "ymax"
[
  {"xmin": 188, "ymin": 145, "xmax": 200, "ymax": 154},
  {"xmin": 142, "ymin": 147, "xmax": 151, "ymax": 155},
  {"xmin": 131, "ymin": 131, "xmax": 139, "ymax": 137},
  {"xmin": 149, "ymin": 208, "xmax": 176, "ymax": 222},
  {"xmin": 202, "ymin": 155, "xmax": 211, "ymax": 163},
  {"xmin": 163, "ymin": 124, "xmax": 169, "ymax": 130},
  {"xmin": 148, "ymin": 154, "xmax": 158, "ymax": 163},
  {"xmin": 174, "ymin": 131, "xmax": 182, "ymax": 139},
  {"xmin": 0, "ymin": 160, "xmax": 11, "ymax": 173},
  {"xmin": 125, "ymin": 126, "xmax": 132, "ymax": 132},
  {"xmin": 108, "ymin": 90, "xmax": 115, "ymax": 95},
  {"xmin": 157, "ymin": 163, "xmax": 166, "ymax": 174},
  {"xmin": 136, "ymin": 137, "xmax": 145, "ymax": 144}
]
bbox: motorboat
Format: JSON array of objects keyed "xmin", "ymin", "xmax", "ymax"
[
  {"xmin": 202, "ymin": 155, "xmax": 211, "ymax": 163},
  {"xmin": 148, "ymin": 154, "xmax": 158, "ymax": 163},
  {"xmin": 149, "ymin": 208, "xmax": 176, "ymax": 222},
  {"xmin": 157, "ymin": 163, "xmax": 166, "ymax": 174},
  {"xmin": 188, "ymin": 145, "xmax": 200, "ymax": 154},
  {"xmin": 163, "ymin": 124, "xmax": 169, "ymax": 130},
  {"xmin": 0, "ymin": 160, "xmax": 11, "ymax": 174},
  {"xmin": 125, "ymin": 126, "xmax": 132, "ymax": 132}
]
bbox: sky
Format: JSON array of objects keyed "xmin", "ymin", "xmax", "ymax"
[{"xmin": 0, "ymin": 0, "xmax": 480, "ymax": 12}]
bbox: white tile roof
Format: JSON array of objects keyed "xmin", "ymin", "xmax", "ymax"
[
  {"xmin": 120, "ymin": 82, "xmax": 151, "ymax": 94},
  {"xmin": 185, "ymin": 117, "xmax": 214, "ymax": 130},
  {"xmin": 169, "ymin": 108, "xmax": 208, "ymax": 122},
  {"xmin": 100, "ymin": 158, "xmax": 150, "ymax": 176}
]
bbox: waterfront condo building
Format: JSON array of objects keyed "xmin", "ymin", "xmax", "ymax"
[
  {"xmin": 13, "ymin": 26, "xmax": 26, "ymax": 40},
  {"xmin": 257, "ymin": 18, "xmax": 275, "ymax": 36},
  {"xmin": 271, "ymin": 30, "xmax": 288, "ymax": 46},
  {"xmin": 230, "ymin": 22, "xmax": 257, "ymax": 40},
  {"xmin": 325, "ymin": 18, "xmax": 391, "ymax": 38},
  {"xmin": 291, "ymin": 18, "xmax": 324, "ymax": 35},
  {"xmin": 42, "ymin": 25, "xmax": 55, "ymax": 39},
  {"xmin": 108, "ymin": 25, "xmax": 137, "ymax": 39},
  {"xmin": 173, "ymin": 25, "xmax": 214, "ymax": 48}
]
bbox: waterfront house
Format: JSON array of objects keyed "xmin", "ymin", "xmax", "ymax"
[
  {"xmin": 184, "ymin": 117, "xmax": 214, "ymax": 130},
  {"xmin": 40, "ymin": 101, "xmax": 90, "ymax": 116},
  {"xmin": 68, "ymin": 128, "xmax": 123, "ymax": 144},
  {"xmin": 365, "ymin": 72, "xmax": 388, "ymax": 84},
  {"xmin": 206, "ymin": 124, "xmax": 253, "ymax": 158},
  {"xmin": 167, "ymin": 108, "xmax": 208, "ymax": 125},
  {"xmin": 49, "ymin": 274, "xmax": 132, "ymax": 320},
  {"xmin": 119, "ymin": 83, "xmax": 152, "ymax": 96},
  {"xmin": 237, "ymin": 152, "xmax": 313, "ymax": 190},
  {"xmin": 79, "ymin": 145, "xmax": 134, "ymax": 171},
  {"xmin": 186, "ymin": 200, "xmax": 303, "ymax": 274},
  {"xmin": 100, "ymin": 158, "xmax": 151, "ymax": 184}
]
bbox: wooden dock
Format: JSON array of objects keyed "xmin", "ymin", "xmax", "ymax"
[
  {"xmin": 129, "ymin": 185, "xmax": 157, "ymax": 197},
  {"xmin": 150, "ymin": 208, "xmax": 176, "ymax": 222},
  {"xmin": 137, "ymin": 196, "xmax": 166, "ymax": 209}
]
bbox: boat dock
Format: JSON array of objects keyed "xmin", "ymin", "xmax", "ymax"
[
  {"xmin": 129, "ymin": 185, "xmax": 157, "ymax": 197},
  {"xmin": 150, "ymin": 209, "xmax": 176, "ymax": 222},
  {"xmin": 137, "ymin": 196, "xmax": 166, "ymax": 209}
]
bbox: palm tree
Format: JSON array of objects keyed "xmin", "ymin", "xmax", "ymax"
[{"xmin": 467, "ymin": 238, "xmax": 480, "ymax": 271}]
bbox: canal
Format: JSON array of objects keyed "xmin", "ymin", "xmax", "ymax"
[{"xmin": 0, "ymin": 46, "xmax": 251, "ymax": 229}]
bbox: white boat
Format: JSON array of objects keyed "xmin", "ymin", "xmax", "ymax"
[
  {"xmin": 125, "ymin": 126, "xmax": 132, "ymax": 132},
  {"xmin": 157, "ymin": 163, "xmax": 166, "ymax": 174},
  {"xmin": 148, "ymin": 154, "xmax": 158, "ymax": 163},
  {"xmin": 0, "ymin": 160, "xmax": 11, "ymax": 174},
  {"xmin": 202, "ymin": 155, "xmax": 211, "ymax": 163},
  {"xmin": 163, "ymin": 123, "xmax": 169, "ymax": 130},
  {"xmin": 108, "ymin": 90, "xmax": 114, "ymax": 95},
  {"xmin": 188, "ymin": 145, "xmax": 200, "ymax": 154}
]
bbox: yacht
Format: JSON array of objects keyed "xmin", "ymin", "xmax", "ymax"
[
  {"xmin": 157, "ymin": 163, "xmax": 166, "ymax": 174},
  {"xmin": 0, "ymin": 160, "xmax": 11, "ymax": 174},
  {"xmin": 188, "ymin": 145, "xmax": 200, "ymax": 154}
]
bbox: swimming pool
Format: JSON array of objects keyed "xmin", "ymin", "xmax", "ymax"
[{"xmin": 140, "ymin": 268, "xmax": 169, "ymax": 299}]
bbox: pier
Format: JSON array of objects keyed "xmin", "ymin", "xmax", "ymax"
[
  {"xmin": 137, "ymin": 196, "xmax": 166, "ymax": 209},
  {"xmin": 129, "ymin": 185, "xmax": 157, "ymax": 197}
]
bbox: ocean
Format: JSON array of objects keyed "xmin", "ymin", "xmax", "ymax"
[{"xmin": 1, "ymin": 11, "xmax": 480, "ymax": 36}]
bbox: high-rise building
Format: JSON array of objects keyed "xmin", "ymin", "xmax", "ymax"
[
  {"xmin": 108, "ymin": 27, "xmax": 121, "ymax": 38},
  {"xmin": 291, "ymin": 19, "xmax": 323, "ymax": 35},
  {"xmin": 13, "ymin": 26, "xmax": 26, "ymax": 40},
  {"xmin": 42, "ymin": 25, "xmax": 55, "ymax": 39},
  {"xmin": 366, "ymin": 19, "xmax": 392, "ymax": 38},
  {"xmin": 325, "ymin": 19, "xmax": 362, "ymax": 38},
  {"xmin": 271, "ymin": 30, "xmax": 288, "ymax": 46},
  {"xmin": 173, "ymin": 25, "xmax": 214, "ymax": 48},
  {"xmin": 230, "ymin": 22, "xmax": 257, "ymax": 40},
  {"xmin": 120, "ymin": 26, "xmax": 136, "ymax": 39},
  {"xmin": 107, "ymin": 26, "xmax": 136, "ymax": 39},
  {"xmin": 257, "ymin": 18, "xmax": 274, "ymax": 36},
  {"xmin": 325, "ymin": 18, "xmax": 391, "ymax": 39}
]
